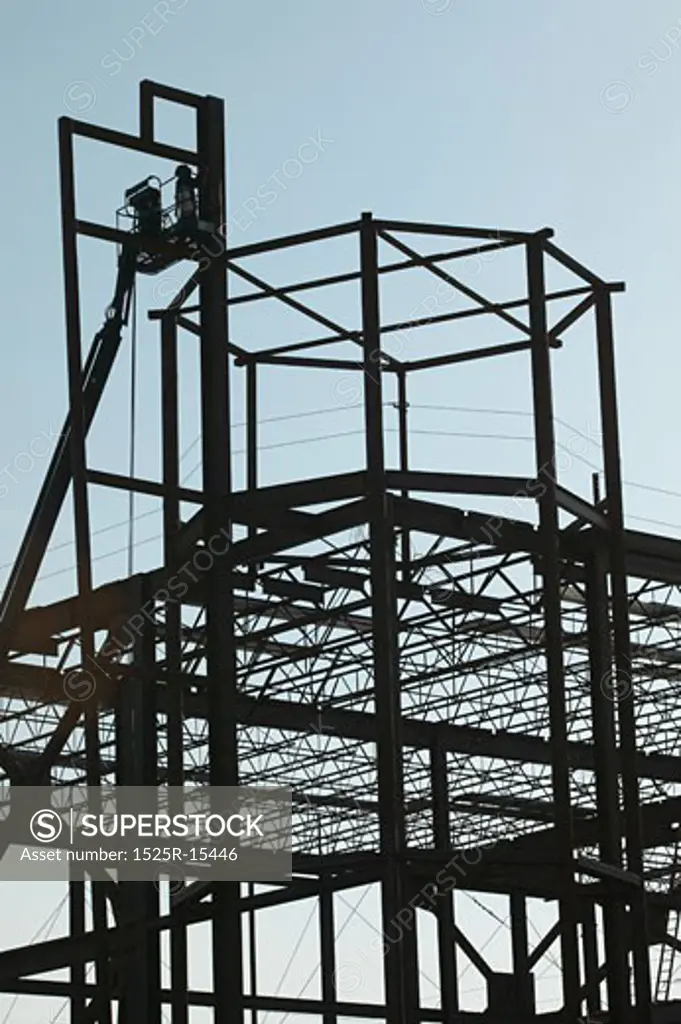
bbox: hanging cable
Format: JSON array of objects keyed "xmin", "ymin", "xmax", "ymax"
[{"xmin": 127, "ymin": 277, "xmax": 138, "ymax": 577}]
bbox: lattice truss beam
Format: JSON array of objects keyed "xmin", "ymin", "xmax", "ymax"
[{"xmin": 2, "ymin": 510, "xmax": 681, "ymax": 887}]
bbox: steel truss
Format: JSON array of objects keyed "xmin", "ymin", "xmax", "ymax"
[{"xmin": 0, "ymin": 81, "xmax": 679, "ymax": 1023}]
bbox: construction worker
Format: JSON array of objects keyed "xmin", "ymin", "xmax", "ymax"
[
  {"xmin": 124, "ymin": 177, "xmax": 162, "ymax": 236},
  {"xmin": 175, "ymin": 164, "xmax": 198, "ymax": 231},
  {"xmin": 136, "ymin": 183, "xmax": 162, "ymax": 236}
]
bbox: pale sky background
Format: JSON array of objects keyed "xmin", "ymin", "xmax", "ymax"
[{"xmin": 1, "ymin": 0, "xmax": 681, "ymax": 1020}]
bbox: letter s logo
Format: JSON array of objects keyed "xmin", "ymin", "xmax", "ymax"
[{"xmin": 30, "ymin": 809, "xmax": 63, "ymax": 843}]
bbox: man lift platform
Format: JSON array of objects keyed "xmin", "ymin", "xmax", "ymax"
[{"xmin": 119, "ymin": 164, "xmax": 211, "ymax": 274}]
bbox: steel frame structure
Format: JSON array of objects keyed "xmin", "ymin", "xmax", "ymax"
[{"xmin": 0, "ymin": 80, "xmax": 680, "ymax": 1023}]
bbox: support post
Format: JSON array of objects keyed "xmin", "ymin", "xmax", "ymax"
[
  {"xmin": 595, "ymin": 288, "xmax": 652, "ymax": 1021},
  {"xmin": 526, "ymin": 234, "xmax": 581, "ymax": 1019},
  {"xmin": 197, "ymin": 93, "xmax": 243, "ymax": 1024},
  {"xmin": 582, "ymin": 902, "xmax": 603, "ymax": 1017},
  {"xmin": 320, "ymin": 876, "xmax": 337, "ymax": 1024},
  {"xmin": 397, "ymin": 369, "xmax": 411, "ymax": 582},
  {"xmin": 116, "ymin": 579, "xmax": 161, "ymax": 1024},
  {"xmin": 161, "ymin": 312, "xmax": 188, "ymax": 1024},
  {"xmin": 59, "ymin": 115, "xmax": 111, "ymax": 1024},
  {"xmin": 247, "ymin": 359, "xmax": 257, "ymax": 544},
  {"xmin": 510, "ymin": 894, "xmax": 534, "ymax": 1017},
  {"xmin": 586, "ymin": 550, "xmax": 631, "ymax": 1018},
  {"xmin": 431, "ymin": 744, "xmax": 459, "ymax": 1021},
  {"xmin": 360, "ymin": 213, "xmax": 418, "ymax": 1024}
]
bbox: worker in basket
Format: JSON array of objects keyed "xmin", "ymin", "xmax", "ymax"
[
  {"xmin": 124, "ymin": 177, "xmax": 162, "ymax": 237},
  {"xmin": 175, "ymin": 164, "xmax": 198, "ymax": 232}
]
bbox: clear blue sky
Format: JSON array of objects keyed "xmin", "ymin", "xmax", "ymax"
[{"xmin": 1, "ymin": 0, "xmax": 680, "ymax": 1018}]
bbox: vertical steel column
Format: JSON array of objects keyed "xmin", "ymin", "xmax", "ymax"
[
  {"xmin": 431, "ymin": 744, "xmax": 459, "ymax": 1021},
  {"xmin": 397, "ymin": 369, "xmax": 411, "ymax": 583},
  {"xmin": 161, "ymin": 311, "xmax": 188, "ymax": 1024},
  {"xmin": 59, "ymin": 117, "xmax": 111, "ymax": 1024},
  {"xmin": 162, "ymin": 312, "xmax": 182, "ymax": 783},
  {"xmin": 510, "ymin": 894, "xmax": 533, "ymax": 1017},
  {"xmin": 320, "ymin": 876, "xmax": 337, "ymax": 1024},
  {"xmin": 360, "ymin": 212, "xmax": 416, "ymax": 1024},
  {"xmin": 586, "ymin": 551, "xmax": 631, "ymax": 1018},
  {"xmin": 58, "ymin": 119, "xmax": 98, "ymax": 780},
  {"xmin": 525, "ymin": 235, "xmax": 581, "ymax": 1018},
  {"xmin": 117, "ymin": 578, "xmax": 161, "ymax": 1024},
  {"xmin": 247, "ymin": 882, "xmax": 258, "ymax": 1024},
  {"xmin": 582, "ymin": 903, "xmax": 603, "ymax": 1017},
  {"xmin": 595, "ymin": 289, "xmax": 652, "ymax": 1021},
  {"xmin": 68, "ymin": 879, "xmax": 87, "ymax": 1024},
  {"xmin": 197, "ymin": 95, "xmax": 243, "ymax": 1023},
  {"xmin": 246, "ymin": 361, "xmax": 257, "ymax": 492},
  {"xmin": 247, "ymin": 360, "xmax": 257, "ymax": 545}
]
